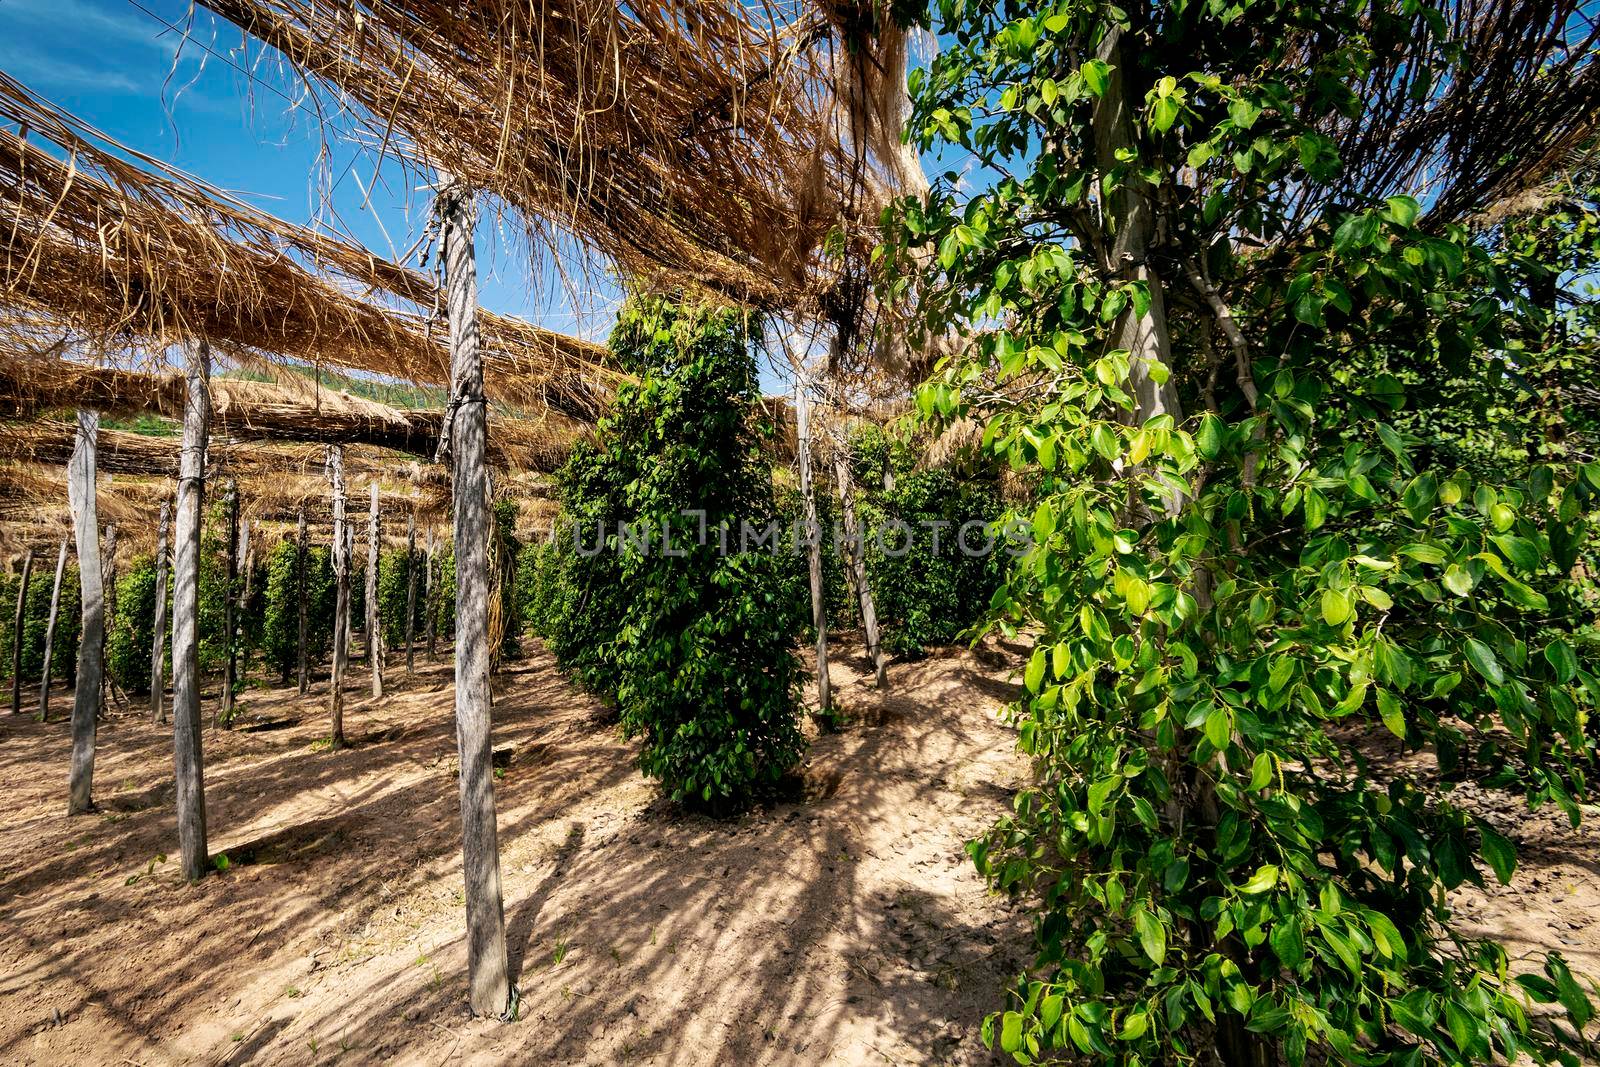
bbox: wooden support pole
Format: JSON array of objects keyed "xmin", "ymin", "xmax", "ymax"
[
  {"xmin": 38, "ymin": 536, "xmax": 68, "ymax": 722},
  {"xmin": 424, "ymin": 526, "xmax": 437, "ymax": 661},
  {"xmin": 441, "ymin": 176, "xmax": 512, "ymax": 1018},
  {"xmin": 295, "ymin": 505, "xmax": 309, "ymax": 694},
  {"xmin": 238, "ymin": 519, "xmax": 254, "ymax": 681},
  {"xmin": 404, "ymin": 513, "xmax": 417, "ymax": 676},
  {"xmin": 11, "ymin": 547, "xmax": 33, "ymax": 714},
  {"xmin": 366, "ymin": 481, "xmax": 383, "ymax": 699},
  {"xmin": 102, "ymin": 523, "xmax": 118, "ymax": 714},
  {"xmin": 171, "ymin": 339, "xmax": 211, "ymax": 881},
  {"xmin": 794, "ymin": 378, "xmax": 832, "ymax": 715},
  {"xmin": 831, "ymin": 443, "xmax": 887, "ymax": 689},
  {"xmin": 327, "ymin": 445, "xmax": 349, "ymax": 747},
  {"xmin": 150, "ymin": 499, "xmax": 169, "ymax": 723},
  {"xmin": 218, "ymin": 481, "xmax": 239, "ymax": 727},
  {"xmin": 68, "ymin": 410, "xmax": 103, "ymax": 814}
]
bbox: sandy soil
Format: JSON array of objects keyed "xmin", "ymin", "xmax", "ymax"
[
  {"xmin": 0, "ymin": 636, "xmax": 1036, "ymax": 1066},
  {"xmin": 3, "ymin": 637, "xmax": 1597, "ymax": 1066}
]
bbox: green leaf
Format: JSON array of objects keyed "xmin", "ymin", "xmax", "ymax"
[
  {"xmin": 1240, "ymin": 865, "xmax": 1279, "ymax": 894},
  {"xmin": 1545, "ymin": 640, "xmax": 1578, "ymax": 684},
  {"xmin": 1321, "ymin": 587, "xmax": 1352, "ymax": 626},
  {"xmin": 1000, "ymin": 1011, "xmax": 1023, "ymax": 1053},
  {"xmin": 1150, "ymin": 95, "xmax": 1181, "ymax": 132},
  {"xmin": 1376, "ymin": 689, "xmax": 1406, "ymax": 740},
  {"xmin": 1195, "ymin": 413, "xmax": 1226, "ymax": 459},
  {"xmin": 1204, "ymin": 705, "xmax": 1232, "ymax": 750},
  {"xmin": 1442, "ymin": 564, "xmax": 1474, "ymax": 596},
  {"xmin": 1270, "ymin": 919, "xmax": 1305, "ymax": 967},
  {"xmin": 1463, "ymin": 638, "xmax": 1505, "ymax": 686},
  {"xmin": 1082, "ymin": 60, "xmax": 1110, "ymax": 97},
  {"xmin": 1249, "ymin": 752, "xmax": 1273, "ymax": 790},
  {"xmin": 1119, "ymin": 1010, "xmax": 1149, "ymax": 1040},
  {"xmin": 1384, "ymin": 195, "xmax": 1420, "ymax": 227},
  {"xmin": 1303, "ymin": 488, "xmax": 1327, "ymax": 531},
  {"xmin": 1492, "ymin": 534, "xmax": 1540, "ymax": 571},
  {"xmin": 1476, "ymin": 820, "xmax": 1516, "ymax": 884},
  {"xmin": 1135, "ymin": 908, "xmax": 1167, "ymax": 964},
  {"xmin": 1025, "ymin": 648, "xmax": 1046, "ymax": 693}
]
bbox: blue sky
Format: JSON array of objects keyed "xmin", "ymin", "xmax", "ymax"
[{"xmin": 0, "ymin": 0, "xmax": 618, "ymax": 343}]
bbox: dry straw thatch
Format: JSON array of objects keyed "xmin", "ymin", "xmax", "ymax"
[
  {"xmin": 195, "ymin": 0, "xmax": 925, "ymax": 320},
  {"xmin": 0, "ymin": 72, "xmax": 626, "ymax": 419}
]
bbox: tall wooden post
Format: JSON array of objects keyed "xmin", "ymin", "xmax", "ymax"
[
  {"xmin": 101, "ymin": 523, "xmax": 118, "ymax": 713},
  {"xmin": 37, "ymin": 536, "xmax": 68, "ymax": 722},
  {"xmin": 238, "ymin": 519, "xmax": 254, "ymax": 681},
  {"xmin": 11, "ymin": 547, "xmax": 33, "ymax": 715},
  {"xmin": 68, "ymin": 411, "xmax": 104, "ymax": 814},
  {"xmin": 424, "ymin": 526, "xmax": 437, "ymax": 661},
  {"xmin": 296, "ymin": 505, "xmax": 309, "ymax": 694},
  {"xmin": 68, "ymin": 412, "xmax": 104, "ymax": 812},
  {"xmin": 150, "ymin": 499, "xmax": 170, "ymax": 723},
  {"xmin": 441, "ymin": 176, "xmax": 512, "ymax": 1018},
  {"xmin": 794, "ymin": 379, "xmax": 831, "ymax": 715},
  {"xmin": 171, "ymin": 339, "xmax": 211, "ymax": 882},
  {"xmin": 831, "ymin": 446, "xmax": 887, "ymax": 688},
  {"xmin": 366, "ymin": 481, "xmax": 383, "ymax": 699},
  {"xmin": 218, "ymin": 481, "xmax": 239, "ymax": 726},
  {"xmin": 404, "ymin": 513, "xmax": 417, "ymax": 676},
  {"xmin": 327, "ymin": 446, "xmax": 349, "ymax": 747}
]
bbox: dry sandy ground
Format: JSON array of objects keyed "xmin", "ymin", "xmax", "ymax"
[
  {"xmin": 0, "ymin": 636, "xmax": 1035, "ymax": 1066},
  {"xmin": 3, "ymin": 638, "xmax": 1598, "ymax": 1066}
]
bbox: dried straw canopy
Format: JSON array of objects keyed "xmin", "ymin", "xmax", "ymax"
[
  {"xmin": 196, "ymin": 0, "xmax": 924, "ymax": 315},
  {"xmin": 0, "ymin": 72, "xmax": 625, "ymax": 419}
]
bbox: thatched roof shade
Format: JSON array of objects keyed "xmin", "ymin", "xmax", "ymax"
[
  {"xmin": 195, "ymin": 0, "xmax": 922, "ymax": 316},
  {"xmin": 0, "ymin": 72, "xmax": 626, "ymax": 419}
]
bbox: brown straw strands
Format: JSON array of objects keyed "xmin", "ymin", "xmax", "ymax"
[
  {"xmin": 195, "ymin": 0, "xmax": 921, "ymax": 314},
  {"xmin": 0, "ymin": 72, "xmax": 626, "ymax": 418}
]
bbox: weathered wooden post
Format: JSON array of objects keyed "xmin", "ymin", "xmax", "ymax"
[
  {"xmin": 238, "ymin": 518, "xmax": 254, "ymax": 681},
  {"xmin": 150, "ymin": 499, "xmax": 170, "ymax": 723},
  {"xmin": 404, "ymin": 513, "xmax": 417, "ymax": 676},
  {"xmin": 831, "ymin": 443, "xmax": 887, "ymax": 689},
  {"xmin": 101, "ymin": 523, "xmax": 118, "ymax": 714},
  {"xmin": 440, "ymin": 175, "xmax": 512, "ymax": 1018},
  {"xmin": 424, "ymin": 526, "xmax": 437, "ymax": 661},
  {"xmin": 171, "ymin": 339, "xmax": 211, "ymax": 881},
  {"xmin": 37, "ymin": 536, "xmax": 68, "ymax": 722},
  {"xmin": 794, "ymin": 376, "xmax": 832, "ymax": 715},
  {"xmin": 11, "ymin": 547, "xmax": 32, "ymax": 715},
  {"xmin": 218, "ymin": 480, "xmax": 239, "ymax": 727},
  {"xmin": 366, "ymin": 481, "xmax": 383, "ymax": 699},
  {"xmin": 68, "ymin": 411, "xmax": 103, "ymax": 814},
  {"xmin": 295, "ymin": 504, "xmax": 309, "ymax": 695},
  {"xmin": 327, "ymin": 446, "xmax": 350, "ymax": 747}
]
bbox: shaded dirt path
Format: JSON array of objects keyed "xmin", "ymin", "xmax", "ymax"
[{"xmin": 0, "ymin": 636, "xmax": 1033, "ymax": 1065}]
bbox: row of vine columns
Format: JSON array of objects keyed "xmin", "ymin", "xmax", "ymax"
[
  {"xmin": 830, "ymin": 440, "xmax": 887, "ymax": 689},
  {"xmin": 218, "ymin": 480, "xmax": 239, "ymax": 726},
  {"xmin": 37, "ymin": 536, "xmax": 67, "ymax": 720},
  {"xmin": 171, "ymin": 338, "xmax": 211, "ymax": 882},
  {"xmin": 440, "ymin": 174, "xmax": 512, "ymax": 1018},
  {"xmin": 793, "ymin": 374, "xmax": 831, "ymax": 714},
  {"xmin": 367, "ymin": 481, "xmax": 383, "ymax": 699},
  {"xmin": 10, "ymin": 547, "xmax": 32, "ymax": 714},
  {"xmin": 102, "ymin": 523, "xmax": 119, "ymax": 713},
  {"xmin": 150, "ymin": 499, "xmax": 169, "ymax": 723},
  {"xmin": 67, "ymin": 410, "xmax": 103, "ymax": 814},
  {"xmin": 425, "ymin": 526, "xmax": 437, "ymax": 660},
  {"xmin": 327, "ymin": 445, "xmax": 350, "ymax": 749},
  {"xmin": 296, "ymin": 505, "xmax": 310, "ymax": 695},
  {"xmin": 404, "ymin": 514, "xmax": 418, "ymax": 676}
]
